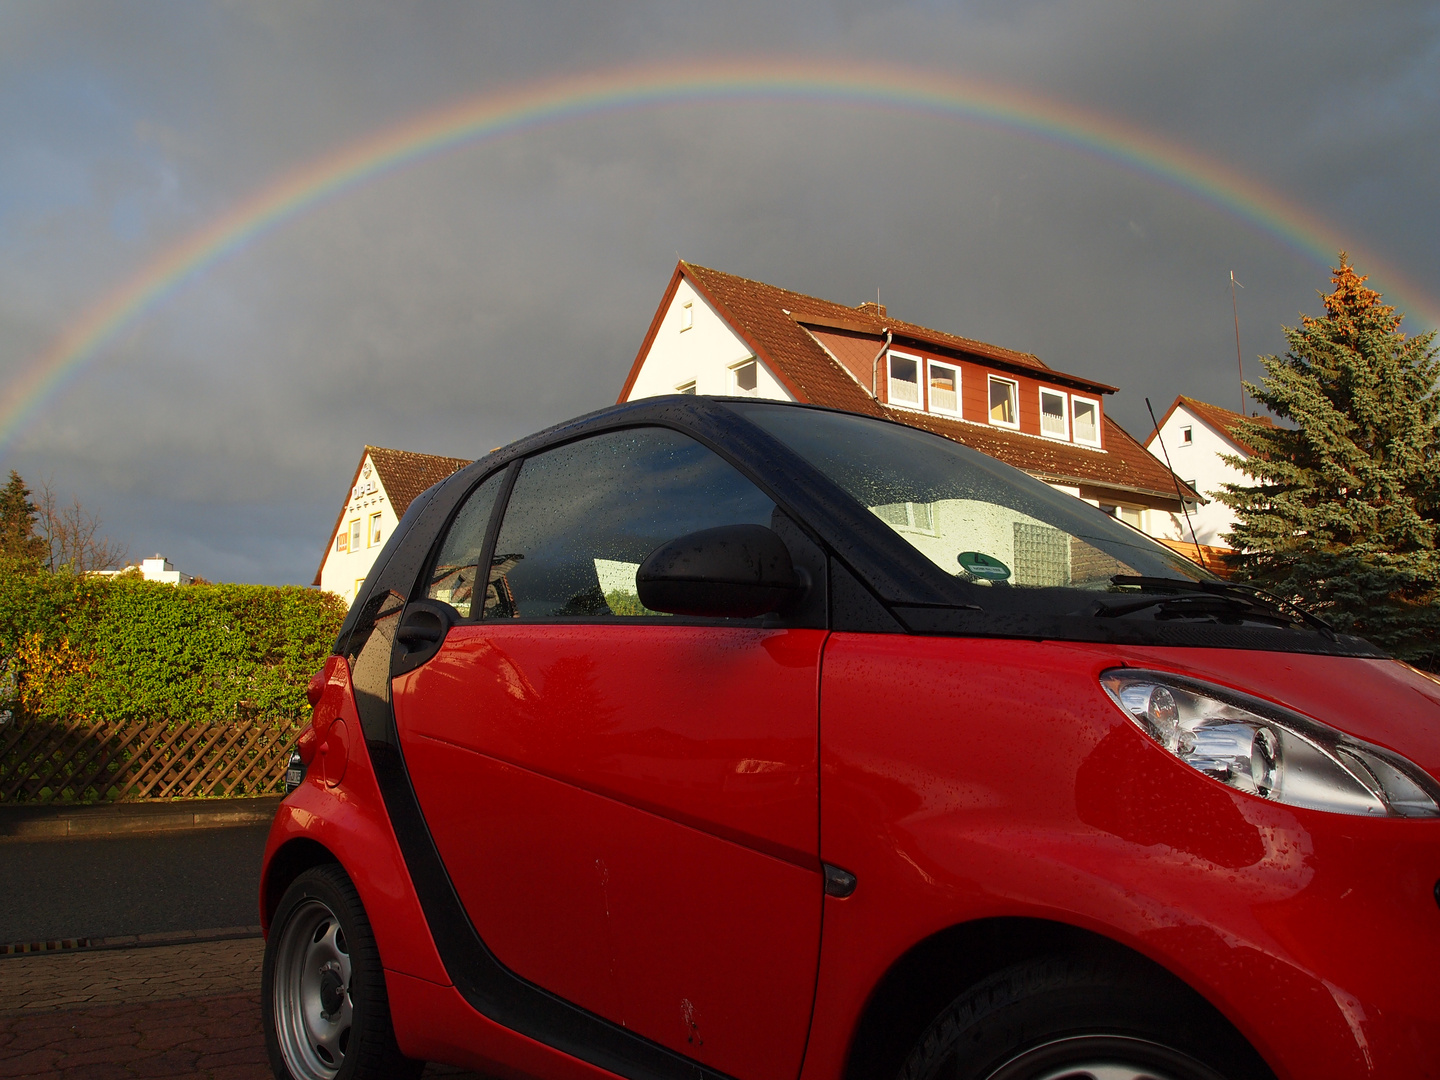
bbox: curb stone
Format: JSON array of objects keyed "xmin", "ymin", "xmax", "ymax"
[
  {"xmin": 0, "ymin": 795, "xmax": 282, "ymax": 842},
  {"xmin": 2, "ymin": 925, "xmax": 263, "ymax": 957}
]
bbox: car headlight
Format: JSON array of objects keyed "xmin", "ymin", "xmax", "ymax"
[{"xmin": 1101, "ymin": 669, "xmax": 1440, "ymax": 818}]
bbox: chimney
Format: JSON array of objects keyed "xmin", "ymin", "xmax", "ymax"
[{"xmin": 857, "ymin": 301, "xmax": 887, "ymax": 318}]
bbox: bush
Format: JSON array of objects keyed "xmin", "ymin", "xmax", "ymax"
[{"xmin": 0, "ymin": 570, "xmax": 346, "ymax": 727}]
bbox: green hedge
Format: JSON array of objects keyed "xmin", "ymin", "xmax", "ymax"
[{"xmin": 0, "ymin": 569, "xmax": 347, "ymax": 727}]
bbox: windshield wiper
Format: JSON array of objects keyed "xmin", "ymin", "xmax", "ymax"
[{"xmin": 1102, "ymin": 575, "xmax": 1336, "ymax": 638}]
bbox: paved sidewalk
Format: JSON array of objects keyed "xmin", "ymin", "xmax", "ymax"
[
  {"xmin": 0, "ymin": 939, "xmax": 482, "ymax": 1077},
  {"xmin": 0, "ymin": 939, "xmax": 265, "ymax": 1014}
]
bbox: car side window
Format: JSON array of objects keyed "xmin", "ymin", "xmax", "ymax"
[
  {"xmin": 425, "ymin": 470, "xmax": 505, "ymax": 618},
  {"xmin": 484, "ymin": 427, "xmax": 776, "ymax": 619}
]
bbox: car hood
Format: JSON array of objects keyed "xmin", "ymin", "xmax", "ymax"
[{"xmin": 1111, "ymin": 646, "xmax": 1440, "ymax": 781}]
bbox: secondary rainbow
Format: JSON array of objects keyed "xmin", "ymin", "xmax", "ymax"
[{"xmin": 3, "ymin": 58, "xmax": 1433, "ymax": 456}]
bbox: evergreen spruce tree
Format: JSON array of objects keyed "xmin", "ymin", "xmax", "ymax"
[
  {"xmin": 1220, "ymin": 255, "xmax": 1440, "ymax": 670},
  {"xmin": 0, "ymin": 469, "xmax": 46, "ymax": 570}
]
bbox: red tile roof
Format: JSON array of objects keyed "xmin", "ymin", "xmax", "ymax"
[
  {"xmin": 622, "ymin": 262, "xmax": 1190, "ymax": 504},
  {"xmin": 367, "ymin": 446, "xmax": 472, "ymax": 516},
  {"xmin": 313, "ymin": 446, "xmax": 470, "ymax": 586},
  {"xmin": 1152, "ymin": 395, "xmax": 1274, "ymax": 456}
]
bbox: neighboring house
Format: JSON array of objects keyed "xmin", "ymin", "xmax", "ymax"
[
  {"xmin": 90, "ymin": 554, "xmax": 194, "ymax": 585},
  {"xmin": 620, "ymin": 262, "xmax": 1199, "ymax": 539},
  {"xmin": 315, "ymin": 446, "xmax": 470, "ymax": 604},
  {"xmin": 1146, "ymin": 396, "xmax": 1274, "ymax": 551}
]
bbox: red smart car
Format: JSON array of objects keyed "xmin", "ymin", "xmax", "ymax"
[{"xmin": 260, "ymin": 397, "xmax": 1440, "ymax": 1080}]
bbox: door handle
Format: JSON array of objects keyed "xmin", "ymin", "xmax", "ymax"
[{"xmin": 396, "ymin": 622, "xmax": 443, "ymax": 644}]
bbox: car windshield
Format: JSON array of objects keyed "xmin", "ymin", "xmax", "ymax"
[{"xmin": 732, "ymin": 402, "xmax": 1212, "ymax": 591}]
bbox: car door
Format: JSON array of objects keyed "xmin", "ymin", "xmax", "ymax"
[{"xmin": 392, "ymin": 426, "xmax": 824, "ymax": 1080}]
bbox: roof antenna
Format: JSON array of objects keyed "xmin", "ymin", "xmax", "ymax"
[
  {"xmin": 1230, "ymin": 271, "xmax": 1246, "ymax": 416},
  {"xmin": 1147, "ymin": 396, "xmax": 1206, "ymax": 569}
]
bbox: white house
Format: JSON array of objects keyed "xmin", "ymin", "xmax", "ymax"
[
  {"xmin": 1146, "ymin": 396, "xmax": 1274, "ymax": 550},
  {"xmin": 314, "ymin": 446, "xmax": 470, "ymax": 605},
  {"xmin": 620, "ymin": 262, "xmax": 1200, "ymax": 543},
  {"xmin": 91, "ymin": 554, "xmax": 194, "ymax": 585}
]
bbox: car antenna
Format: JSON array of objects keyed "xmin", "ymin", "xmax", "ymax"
[
  {"xmin": 1147, "ymin": 396, "xmax": 1206, "ymax": 569},
  {"xmin": 1230, "ymin": 271, "xmax": 1246, "ymax": 416}
]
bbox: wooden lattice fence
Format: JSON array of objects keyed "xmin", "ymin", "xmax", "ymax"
[{"xmin": 0, "ymin": 714, "xmax": 304, "ymax": 804}]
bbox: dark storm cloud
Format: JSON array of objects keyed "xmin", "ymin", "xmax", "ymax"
[{"xmin": 0, "ymin": 0, "xmax": 1435, "ymax": 584}]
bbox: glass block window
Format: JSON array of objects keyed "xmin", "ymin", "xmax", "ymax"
[{"xmin": 1013, "ymin": 522, "xmax": 1069, "ymax": 587}]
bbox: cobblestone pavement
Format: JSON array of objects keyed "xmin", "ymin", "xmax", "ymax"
[{"xmin": 0, "ymin": 940, "xmax": 482, "ymax": 1077}]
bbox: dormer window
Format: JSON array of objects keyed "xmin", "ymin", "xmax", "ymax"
[
  {"xmin": 732, "ymin": 359, "xmax": 758, "ymax": 396},
  {"xmin": 1072, "ymin": 396, "xmax": 1101, "ymax": 446},
  {"xmin": 927, "ymin": 361, "xmax": 959, "ymax": 414},
  {"xmin": 887, "ymin": 351, "xmax": 921, "ymax": 408},
  {"xmin": 988, "ymin": 376, "xmax": 1019, "ymax": 428},
  {"xmin": 680, "ymin": 302, "xmax": 694, "ymax": 331},
  {"xmin": 1040, "ymin": 388, "xmax": 1069, "ymax": 440}
]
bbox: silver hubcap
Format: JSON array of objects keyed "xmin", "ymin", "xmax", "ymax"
[
  {"xmin": 1032, "ymin": 1069, "xmax": 1173, "ymax": 1080},
  {"xmin": 273, "ymin": 898, "xmax": 354, "ymax": 1080},
  {"xmin": 985, "ymin": 1036, "xmax": 1222, "ymax": 1080}
]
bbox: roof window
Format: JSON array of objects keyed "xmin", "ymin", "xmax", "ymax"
[
  {"xmin": 928, "ymin": 361, "xmax": 959, "ymax": 415},
  {"xmin": 988, "ymin": 376, "xmax": 1019, "ymax": 429},
  {"xmin": 887, "ymin": 351, "xmax": 921, "ymax": 409},
  {"xmin": 1072, "ymin": 396, "xmax": 1101, "ymax": 446},
  {"xmin": 1040, "ymin": 388, "xmax": 1069, "ymax": 440}
]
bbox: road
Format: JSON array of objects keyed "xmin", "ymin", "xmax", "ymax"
[{"xmin": 0, "ymin": 824, "xmax": 269, "ymax": 943}]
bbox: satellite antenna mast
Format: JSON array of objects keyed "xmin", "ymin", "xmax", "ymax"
[{"xmin": 1230, "ymin": 271, "xmax": 1246, "ymax": 416}]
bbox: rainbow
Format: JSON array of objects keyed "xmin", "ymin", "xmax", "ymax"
[{"xmin": 3, "ymin": 57, "xmax": 1434, "ymax": 456}]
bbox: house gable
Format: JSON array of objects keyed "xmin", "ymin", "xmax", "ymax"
[
  {"xmin": 1145, "ymin": 395, "xmax": 1275, "ymax": 550},
  {"xmin": 315, "ymin": 445, "xmax": 470, "ymax": 602},
  {"xmin": 621, "ymin": 272, "xmax": 798, "ymax": 402}
]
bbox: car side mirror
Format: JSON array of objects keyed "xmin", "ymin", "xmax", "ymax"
[{"xmin": 637, "ymin": 523, "xmax": 806, "ymax": 618}]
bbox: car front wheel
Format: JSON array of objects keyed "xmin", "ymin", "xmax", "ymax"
[
  {"xmin": 262, "ymin": 863, "xmax": 421, "ymax": 1080},
  {"xmin": 899, "ymin": 954, "xmax": 1271, "ymax": 1080}
]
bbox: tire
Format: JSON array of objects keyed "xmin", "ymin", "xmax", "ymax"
[
  {"xmin": 262, "ymin": 863, "xmax": 423, "ymax": 1080},
  {"xmin": 898, "ymin": 954, "xmax": 1272, "ymax": 1080}
]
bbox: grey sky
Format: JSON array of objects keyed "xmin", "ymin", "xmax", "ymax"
[{"xmin": 2, "ymin": 0, "xmax": 1436, "ymax": 584}]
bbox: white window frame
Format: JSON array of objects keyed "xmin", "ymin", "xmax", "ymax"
[
  {"xmin": 349, "ymin": 519, "xmax": 362, "ymax": 551},
  {"xmin": 926, "ymin": 360, "xmax": 961, "ymax": 416},
  {"xmin": 730, "ymin": 358, "xmax": 759, "ymax": 396},
  {"xmin": 1039, "ymin": 387, "xmax": 1070, "ymax": 441},
  {"xmin": 676, "ymin": 380, "xmax": 697, "ymax": 395},
  {"xmin": 680, "ymin": 302, "xmax": 694, "ymax": 331},
  {"xmin": 368, "ymin": 512, "xmax": 383, "ymax": 547},
  {"xmin": 1071, "ymin": 394, "xmax": 1102, "ymax": 446},
  {"xmin": 886, "ymin": 350, "xmax": 924, "ymax": 411},
  {"xmin": 987, "ymin": 375, "xmax": 1020, "ymax": 430},
  {"xmin": 1180, "ymin": 425, "xmax": 1193, "ymax": 445}
]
